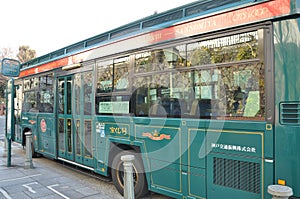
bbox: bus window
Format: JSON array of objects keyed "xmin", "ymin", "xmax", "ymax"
[
  {"xmin": 84, "ymin": 120, "xmax": 92, "ymax": 158},
  {"xmin": 58, "ymin": 80, "xmax": 64, "ymax": 114},
  {"xmin": 74, "ymin": 74, "xmax": 81, "ymax": 115},
  {"xmin": 133, "ymin": 47, "xmax": 188, "ymax": 118},
  {"xmin": 24, "ymin": 77, "xmax": 39, "ymax": 91},
  {"xmin": 37, "ymin": 74, "xmax": 54, "ymax": 113},
  {"xmin": 97, "ymin": 60, "xmax": 113, "ymax": 93},
  {"xmin": 96, "ymin": 57, "xmax": 131, "ymax": 115},
  {"xmin": 83, "ymin": 72, "xmax": 93, "ymax": 115},
  {"xmin": 187, "ymin": 31, "xmax": 259, "ymax": 66},
  {"xmin": 134, "ymin": 45, "xmax": 186, "ymax": 73},
  {"xmin": 22, "ymin": 91, "xmax": 36, "ymax": 112},
  {"xmin": 190, "ymin": 63, "xmax": 264, "ymax": 119},
  {"xmin": 132, "ymin": 70, "xmax": 191, "ymax": 118},
  {"xmin": 132, "ymin": 72, "xmax": 171, "ymax": 117},
  {"xmin": 131, "ymin": 71, "xmax": 191, "ymax": 117},
  {"xmin": 114, "ymin": 57, "xmax": 129, "ymax": 91},
  {"xmin": 66, "ymin": 78, "xmax": 72, "ymax": 115},
  {"xmin": 186, "ymin": 31, "xmax": 264, "ymax": 120},
  {"xmin": 23, "ymin": 74, "xmax": 54, "ymax": 113}
]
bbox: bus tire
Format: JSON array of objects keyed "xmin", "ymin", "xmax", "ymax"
[{"xmin": 111, "ymin": 150, "xmax": 148, "ymax": 198}]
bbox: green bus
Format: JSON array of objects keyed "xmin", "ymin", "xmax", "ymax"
[{"xmin": 13, "ymin": 0, "xmax": 300, "ymax": 198}]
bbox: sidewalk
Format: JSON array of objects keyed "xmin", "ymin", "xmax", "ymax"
[{"xmin": 0, "ymin": 141, "xmax": 121, "ymax": 199}]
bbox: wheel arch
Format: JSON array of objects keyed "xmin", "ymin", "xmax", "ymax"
[
  {"xmin": 108, "ymin": 142, "xmax": 142, "ymax": 174},
  {"xmin": 109, "ymin": 142, "xmax": 149, "ymax": 198}
]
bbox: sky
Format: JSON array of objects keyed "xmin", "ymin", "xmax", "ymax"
[{"xmin": 1, "ymin": 0, "xmax": 196, "ymax": 57}]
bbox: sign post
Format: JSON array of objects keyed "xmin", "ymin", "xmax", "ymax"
[
  {"xmin": 1, "ymin": 58, "xmax": 20, "ymax": 167},
  {"xmin": 5, "ymin": 78, "xmax": 15, "ymax": 167}
]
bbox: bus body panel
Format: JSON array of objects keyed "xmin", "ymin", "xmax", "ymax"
[
  {"xmin": 36, "ymin": 114, "xmax": 56, "ymax": 158},
  {"xmin": 21, "ymin": 112, "xmax": 57, "ymax": 159},
  {"xmin": 206, "ymin": 121, "xmax": 272, "ymax": 199},
  {"xmin": 94, "ymin": 117, "xmax": 109, "ymax": 176},
  {"xmin": 20, "ymin": 112, "xmax": 38, "ymax": 146},
  {"xmin": 274, "ymin": 18, "xmax": 300, "ymax": 196},
  {"xmin": 106, "ymin": 116, "xmax": 271, "ymax": 199},
  {"xmin": 94, "ymin": 115, "xmax": 132, "ymax": 176}
]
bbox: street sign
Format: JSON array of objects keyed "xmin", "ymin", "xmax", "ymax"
[{"xmin": 1, "ymin": 58, "xmax": 20, "ymax": 77}]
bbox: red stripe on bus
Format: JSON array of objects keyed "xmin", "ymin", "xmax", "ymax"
[
  {"xmin": 20, "ymin": 57, "xmax": 68, "ymax": 77},
  {"xmin": 148, "ymin": 0, "xmax": 290, "ymax": 44}
]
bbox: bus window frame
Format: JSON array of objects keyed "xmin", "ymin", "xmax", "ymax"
[{"xmin": 92, "ymin": 24, "xmax": 272, "ymax": 121}]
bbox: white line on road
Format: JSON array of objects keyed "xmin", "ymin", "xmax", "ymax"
[
  {"xmin": 0, "ymin": 174, "xmax": 42, "ymax": 183},
  {"xmin": 22, "ymin": 182, "xmax": 38, "ymax": 193},
  {"xmin": 47, "ymin": 184, "xmax": 70, "ymax": 199},
  {"xmin": 0, "ymin": 188, "xmax": 12, "ymax": 199}
]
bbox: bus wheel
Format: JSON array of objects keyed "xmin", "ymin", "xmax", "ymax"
[{"xmin": 111, "ymin": 150, "xmax": 148, "ymax": 198}]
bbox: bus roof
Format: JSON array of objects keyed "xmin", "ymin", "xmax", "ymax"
[{"xmin": 20, "ymin": 0, "xmax": 292, "ymax": 71}]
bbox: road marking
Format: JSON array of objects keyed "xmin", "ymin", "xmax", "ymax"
[
  {"xmin": 47, "ymin": 184, "xmax": 70, "ymax": 199},
  {"xmin": 0, "ymin": 174, "xmax": 42, "ymax": 183},
  {"xmin": 22, "ymin": 182, "xmax": 38, "ymax": 193},
  {"xmin": 0, "ymin": 188, "xmax": 12, "ymax": 199}
]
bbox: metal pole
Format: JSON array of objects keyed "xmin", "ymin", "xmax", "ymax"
[
  {"xmin": 6, "ymin": 138, "xmax": 11, "ymax": 167},
  {"xmin": 121, "ymin": 155, "xmax": 135, "ymax": 199},
  {"xmin": 268, "ymin": 185, "xmax": 293, "ymax": 199},
  {"xmin": 3, "ymin": 137, "xmax": 7, "ymax": 157},
  {"xmin": 24, "ymin": 132, "xmax": 34, "ymax": 169}
]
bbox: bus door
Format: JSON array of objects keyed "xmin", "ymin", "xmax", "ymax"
[
  {"xmin": 73, "ymin": 72, "xmax": 94, "ymax": 167},
  {"xmin": 58, "ymin": 76, "xmax": 74, "ymax": 161}
]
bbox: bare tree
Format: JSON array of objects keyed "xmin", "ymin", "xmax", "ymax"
[
  {"xmin": 17, "ymin": 45, "xmax": 36, "ymax": 63},
  {"xmin": 0, "ymin": 47, "xmax": 14, "ymax": 81},
  {"xmin": 0, "ymin": 47, "xmax": 15, "ymax": 59}
]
